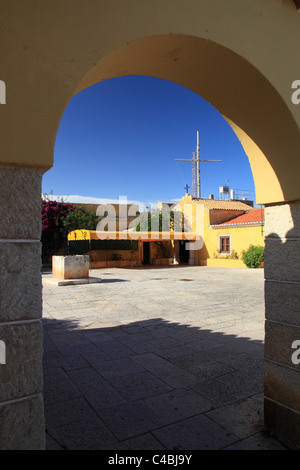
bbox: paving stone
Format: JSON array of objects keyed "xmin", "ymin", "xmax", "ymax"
[
  {"xmin": 125, "ymin": 336, "xmax": 183, "ymax": 354},
  {"xmin": 103, "ymin": 433, "xmax": 166, "ymax": 450},
  {"xmin": 185, "ymin": 361, "xmax": 236, "ymax": 381},
  {"xmin": 192, "ymin": 379, "xmax": 241, "ymax": 406},
  {"xmin": 43, "ymin": 377, "xmax": 81, "ymax": 405},
  {"xmin": 47, "ymin": 330, "xmax": 100, "ymax": 356},
  {"xmin": 98, "ymin": 400, "xmax": 164, "ymax": 441},
  {"xmin": 45, "ymin": 431, "xmax": 64, "ymax": 450},
  {"xmin": 68, "ymin": 367, "xmax": 125, "ymax": 410},
  {"xmin": 84, "ymin": 356, "xmax": 144, "ymax": 379},
  {"xmin": 152, "ymin": 414, "xmax": 238, "ymax": 450},
  {"xmin": 44, "ymin": 397, "xmax": 98, "ymax": 429},
  {"xmin": 82, "ymin": 330, "xmax": 115, "ymax": 344},
  {"xmin": 221, "ymin": 353, "xmax": 264, "ymax": 381},
  {"xmin": 52, "ymin": 416, "xmax": 116, "ymax": 450},
  {"xmin": 97, "ymin": 339, "xmax": 136, "ymax": 359},
  {"xmin": 185, "ymin": 337, "xmax": 227, "ymax": 351},
  {"xmin": 60, "ymin": 355, "xmax": 90, "ymax": 371},
  {"xmin": 43, "ymin": 360, "xmax": 69, "ymax": 383},
  {"xmin": 214, "ymin": 371, "xmax": 264, "ymax": 398},
  {"xmin": 132, "ymin": 353, "xmax": 199, "ymax": 388},
  {"xmin": 193, "ymin": 371, "xmax": 263, "ymax": 405},
  {"xmin": 43, "ymin": 332, "xmax": 57, "ymax": 354},
  {"xmin": 107, "ymin": 370, "xmax": 172, "ymax": 401},
  {"xmin": 155, "ymin": 345, "xmax": 198, "ymax": 362},
  {"xmin": 223, "ymin": 432, "xmax": 288, "ymax": 450},
  {"xmin": 205, "ymin": 397, "xmax": 264, "ymax": 440},
  {"xmin": 145, "ymin": 389, "xmax": 214, "ymax": 424}
]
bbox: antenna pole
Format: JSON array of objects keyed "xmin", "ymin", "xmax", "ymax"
[
  {"xmin": 196, "ymin": 130, "xmax": 200, "ymax": 198},
  {"xmin": 175, "ymin": 131, "xmax": 221, "ymax": 198}
]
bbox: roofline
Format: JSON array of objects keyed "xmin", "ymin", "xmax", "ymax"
[
  {"xmin": 210, "ymin": 222, "xmax": 264, "ymax": 229},
  {"xmin": 208, "ymin": 207, "xmax": 253, "ymax": 211}
]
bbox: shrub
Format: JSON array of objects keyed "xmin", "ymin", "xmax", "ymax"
[
  {"xmin": 242, "ymin": 245, "xmax": 264, "ymax": 268},
  {"xmin": 213, "ymin": 249, "xmax": 240, "ymax": 260}
]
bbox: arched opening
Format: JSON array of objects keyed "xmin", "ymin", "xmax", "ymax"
[
  {"xmin": 68, "ymin": 34, "xmax": 299, "ymax": 205},
  {"xmin": 42, "ymin": 34, "xmax": 288, "ymax": 449},
  {"xmin": 1, "ymin": 1, "xmax": 300, "ymax": 451}
]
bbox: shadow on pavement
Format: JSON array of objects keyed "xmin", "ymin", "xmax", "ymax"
[{"xmin": 42, "ymin": 317, "xmax": 286, "ymax": 450}]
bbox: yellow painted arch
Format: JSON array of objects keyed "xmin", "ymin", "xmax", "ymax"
[{"xmin": 1, "ymin": 1, "xmax": 300, "ymax": 205}]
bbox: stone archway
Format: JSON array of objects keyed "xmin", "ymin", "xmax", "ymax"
[{"xmin": 0, "ymin": 0, "xmax": 300, "ymax": 449}]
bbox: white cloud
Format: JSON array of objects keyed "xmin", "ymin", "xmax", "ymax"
[{"xmin": 41, "ymin": 194, "xmax": 161, "ymax": 211}]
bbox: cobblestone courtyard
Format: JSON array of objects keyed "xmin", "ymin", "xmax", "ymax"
[{"xmin": 42, "ymin": 266, "xmax": 286, "ymax": 450}]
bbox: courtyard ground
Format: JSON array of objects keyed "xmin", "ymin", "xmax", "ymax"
[{"xmin": 42, "ymin": 265, "xmax": 286, "ymax": 450}]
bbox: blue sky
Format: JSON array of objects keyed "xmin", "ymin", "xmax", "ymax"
[{"xmin": 42, "ymin": 75, "xmax": 256, "ymax": 207}]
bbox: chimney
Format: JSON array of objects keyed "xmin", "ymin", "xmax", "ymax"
[{"xmin": 209, "ymin": 194, "xmax": 214, "ymax": 200}]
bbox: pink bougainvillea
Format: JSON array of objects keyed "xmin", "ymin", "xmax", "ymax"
[
  {"xmin": 41, "ymin": 199, "xmax": 76, "ymax": 262},
  {"xmin": 41, "ymin": 199, "xmax": 76, "ymax": 233},
  {"xmin": 41, "ymin": 199, "xmax": 98, "ymax": 263}
]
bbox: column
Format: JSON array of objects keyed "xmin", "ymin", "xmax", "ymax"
[
  {"xmin": 264, "ymin": 201, "xmax": 300, "ymax": 449},
  {"xmin": 0, "ymin": 166, "xmax": 45, "ymax": 450}
]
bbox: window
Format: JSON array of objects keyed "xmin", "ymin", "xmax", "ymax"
[{"xmin": 219, "ymin": 236, "xmax": 231, "ymax": 254}]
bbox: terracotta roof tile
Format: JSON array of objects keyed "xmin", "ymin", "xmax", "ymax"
[
  {"xmin": 214, "ymin": 208, "xmax": 264, "ymax": 227},
  {"xmin": 193, "ymin": 198, "xmax": 254, "ymax": 211}
]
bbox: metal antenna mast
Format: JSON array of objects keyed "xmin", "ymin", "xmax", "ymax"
[{"xmin": 175, "ymin": 131, "xmax": 222, "ymax": 198}]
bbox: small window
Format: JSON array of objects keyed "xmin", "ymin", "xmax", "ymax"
[{"xmin": 219, "ymin": 236, "xmax": 231, "ymax": 254}]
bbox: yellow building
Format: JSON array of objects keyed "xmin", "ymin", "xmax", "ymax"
[
  {"xmin": 205, "ymin": 207, "xmax": 264, "ymax": 267},
  {"xmin": 173, "ymin": 193, "xmax": 263, "ymax": 267},
  {"xmin": 67, "ymin": 229, "xmax": 198, "ymax": 268}
]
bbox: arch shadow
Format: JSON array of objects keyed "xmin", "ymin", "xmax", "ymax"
[{"xmin": 42, "ymin": 315, "xmax": 285, "ymax": 450}]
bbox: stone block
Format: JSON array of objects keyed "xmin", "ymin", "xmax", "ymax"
[
  {"xmin": 0, "ymin": 166, "xmax": 42, "ymax": 240},
  {"xmin": 264, "ymin": 320, "xmax": 300, "ymax": 370},
  {"xmin": 0, "ymin": 242, "xmax": 42, "ymax": 322},
  {"xmin": 52, "ymin": 255, "xmax": 89, "ymax": 280},
  {"xmin": 0, "ymin": 394, "xmax": 45, "ymax": 450},
  {"xmin": 265, "ymin": 360, "xmax": 300, "ymax": 412},
  {"xmin": 265, "ymin": 201, "xmax": 300, "ymax": 239},
  {"xmin": 0, "ymin": 321, "xmax": 43, "ymax": 402},
  {"xmin": 265, "ymin": 280, "xmax": 300, "ymax": 326},
  {"xmin": 264, "ymin": 397, "xmax": 300, "ymax": 450},
  {"xmin": 264, "ymin": 238, "xmax": 300, "ymax": 282}
]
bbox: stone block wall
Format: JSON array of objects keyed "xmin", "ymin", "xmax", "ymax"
[
  {"xmin": 264, "ymin": 201, "xmax": 300, "ymax": 449},
  {"xmin": 0, "ymin": 166, "xmax": 45, "ymax": 450}
]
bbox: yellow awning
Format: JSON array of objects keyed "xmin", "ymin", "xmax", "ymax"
[{"xmin": 68, "ymin": 230, "xmax": 199, "ymax": 241}]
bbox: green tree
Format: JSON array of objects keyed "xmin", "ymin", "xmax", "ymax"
[
  {"xmin": 134, "ymin": 207, "xmax": 183, "ymax": 232},
  {"xmin": 62, "ymin": 205, "xmax": 99, "ymax": 234}
]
